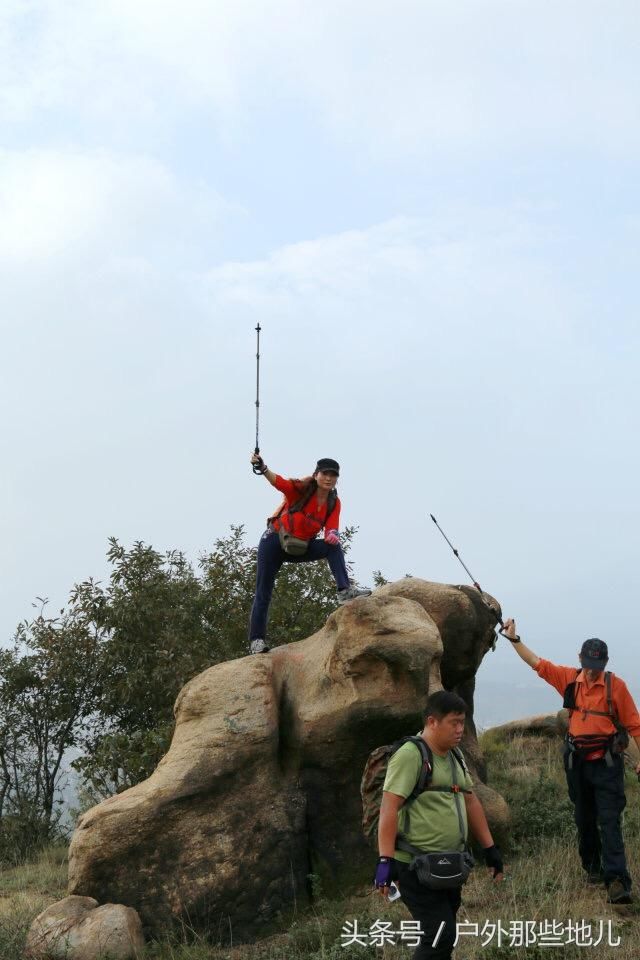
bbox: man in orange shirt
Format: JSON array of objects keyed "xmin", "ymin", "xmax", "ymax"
[{"xmin": 503, "ymin": 618, "xmax": 640, "ymax": 904}]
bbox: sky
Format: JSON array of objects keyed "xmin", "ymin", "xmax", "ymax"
[{"xmin": 1, "ymin": 1, "xmax": 639, "ymax": 726}]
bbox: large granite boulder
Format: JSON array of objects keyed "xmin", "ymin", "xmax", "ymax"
[{"xmin": 68, "ymin": 579, "xmax": 508, "ymax": 942}]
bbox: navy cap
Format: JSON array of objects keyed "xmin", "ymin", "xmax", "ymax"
[
  {"xmin": 579, "ymin": 638, "xmax": 609, "ymax": 670},
  {"xmin": 315, "ymin": 458, "xmax": 340, "ymax": 475}
]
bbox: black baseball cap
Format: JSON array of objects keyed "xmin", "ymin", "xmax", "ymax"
[
  {"xmin": 315, "ymin": 458, "xmax": 340, "ymax": 475},
  {"xmin": 579, "ymin": 638, "xmax": 609, "ymax": 670}
]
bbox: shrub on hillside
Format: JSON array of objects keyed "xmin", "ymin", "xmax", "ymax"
[{"xmin": 507, "ymin": 770, "xmax": 575, "ymax": 853}]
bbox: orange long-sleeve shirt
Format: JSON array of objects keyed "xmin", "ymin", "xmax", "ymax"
[
  {"xmin": 535, "ymin": 659, "xmax": 640, "ymax": 739},
  {"xmin": 268, "ymin": 475, "xmax": 341, "ymax": 542}
]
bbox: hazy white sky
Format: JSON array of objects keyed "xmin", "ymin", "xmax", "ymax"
[{"xmin": 2, "ymin": 2, "xmax": 639, "ymax": 715}]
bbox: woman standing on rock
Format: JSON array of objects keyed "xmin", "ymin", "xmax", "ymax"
[{"xmin": 248, "ymin": 454, "xmax": 371, "ymax": 654}]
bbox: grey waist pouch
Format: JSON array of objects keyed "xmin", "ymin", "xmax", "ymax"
[{"xmin": 277, "ymin": 526, "xmax": 309, "ymax": 556}]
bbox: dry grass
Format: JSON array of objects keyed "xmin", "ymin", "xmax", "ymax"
[
  {"xmin": 2, "ymin": 734, "xmax": 639, "ymax": 959},
  {"xmin": 0, "ymin": 845, "xmax": 68, "ymax": 958},
  {"xmin": 144, "ymin": 726, "xmax": 640, "ymax": 960}
]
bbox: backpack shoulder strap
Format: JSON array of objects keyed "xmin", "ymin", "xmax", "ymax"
[
  {"xmin": 289, "ymin": 483, "xmax": 316, "ymax": 515},
  {"xmin": 448, "ymin": 751, "xmax": 469, "ymax": 848},
  {"xmin": 269, "ymin": 480, "xmax": 311, "ymax": 526},
  {"xmin": 563, "ymin": 669, "xmax": 581, "ymax": 714},
  {"xmin": 392, "ymin": 736, "xmax": 431, "ymax": 848},
  {"xmin": 397, "ymin": 738, "xmax": 471, "ymax": 800},
  {"xmin": 451, "ymin": 746, "xmax": 468, "ymax": 775},
  {"xmin": 319, "ymin": 489, "xmax": 338, "ymax": 529},
  {"xmin": 292, "ymin": 486, "xmax": 338, "ymax": 528},
  {"xmin": 444, "ymin": 748, "xmax": 470, "ymax": 793},
  {"xmin": 270, "ymin": 497, "xmax": 287, "ymax": 523},
  {"xmin": 566, "ymin": 669, "xmax": 619, "ymax": 722},
  {"xmin": 392, "ymin": 736, "xmax": 433, "ymax": 804},
  {"xmin": 605, "ymin": 671, "xmax": 618, "ymax": 721}
]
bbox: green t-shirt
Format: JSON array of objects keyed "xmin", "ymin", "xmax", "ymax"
[{"xmin": 383, "ymin": 741, "xmax": 474, "ymax": 864}]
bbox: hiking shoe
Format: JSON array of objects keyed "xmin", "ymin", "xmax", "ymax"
[
  {"xmin": 607, "ymin": 879, "xmax": 632, "ymax": 904},
  {"xmin": 586, "ymin": 871, "xmax": 605, "ymax": 886},
  {"xmin": 249, "ymin": 638, "xmax": 270, "ymax": 654},
  {"xmin": 337, "ymin": 585, "xmax": 372, "ymax": 604}
]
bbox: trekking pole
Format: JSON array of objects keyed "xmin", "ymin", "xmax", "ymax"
[
  {"xmin": 252, "ymin": 324, "xmax": 264, "ymax": 475},
  {"xmin": 429, "ymin": 514, "xmax": 507, "ymax": 634}
]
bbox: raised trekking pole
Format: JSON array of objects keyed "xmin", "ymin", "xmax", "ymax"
[
  {"xmin": 429, "ymin": 514, "xmax": 507, "ymax": 634},
  {"xmin": 252, "ymin": 324, "xmax": 264, "ymax": 474}
]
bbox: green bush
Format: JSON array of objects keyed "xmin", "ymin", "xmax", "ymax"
[
  {"xmin": 506, "ymin": 769, "xmax": 574, "ymax": 853},
  {"xmin": 0, "ymin": 814, "xmax": 54, "ymax": 866},
  {"xmin": 478, "ymin": 728, "xmax": 509, "ymax": 765}
]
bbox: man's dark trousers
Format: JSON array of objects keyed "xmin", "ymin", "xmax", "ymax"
[
  {"xmin": 564, "ymin": 752, "xmax": 631, "ymax": 888},
  {"xmin": 249, "ymin": 530, "xmax": 350, "ymax": 641},
  {"xmin": 396, "ymin": 863, "xmax": 462, "ymax": 960}
]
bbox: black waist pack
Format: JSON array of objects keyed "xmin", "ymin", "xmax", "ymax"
[{"xmin": 409, "ymin": 850, "xmax": 475, "ymax": 890}]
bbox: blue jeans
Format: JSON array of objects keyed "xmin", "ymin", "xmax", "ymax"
[{"xmin": 248, "ymin": 530, "xmax": 350, "ymax": 642}]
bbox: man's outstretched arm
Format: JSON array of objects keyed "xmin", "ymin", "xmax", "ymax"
[{"xmin": 502, "ymin": 617, "xmax": 540, "ymax": 669}]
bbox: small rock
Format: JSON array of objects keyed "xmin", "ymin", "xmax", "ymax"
[{"xmin": 25, "ymin": 895, "xmax": 144, "ymax": 959}]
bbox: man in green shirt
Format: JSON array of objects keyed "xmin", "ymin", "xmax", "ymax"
[{"xmin": 374, "ymin": 691, "xmax": 503, "ymax": 959}]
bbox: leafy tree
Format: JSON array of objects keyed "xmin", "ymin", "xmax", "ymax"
[
  {"xmin": 1, "ymin": 522, "xmax": 373, "ymax": 835},
  {"xmin": 68, "ymin": 539, "xmax": 209, "ymax": 797},
  {"xmin": 72, "ymin": 526, "xmax": 360, "ymax": 797},
  {"xmin": 0, "ymin": 602, "xmax": 105, "ymax": 861}
]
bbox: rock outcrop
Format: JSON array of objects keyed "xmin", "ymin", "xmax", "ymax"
[
  {"xmin": 488, "ymin": 712, "xmax": 570, "ymax": 739},
  {"xmin": 25, "ymin": 896, "xmax": 144, "ymax": 960},
  {"xmin": 68, "ymin": 579, "xmax": 509, "ymax": 942}
]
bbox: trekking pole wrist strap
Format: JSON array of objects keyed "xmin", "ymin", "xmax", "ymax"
[{"xmin": 499, "ymin": 626, "xmax": 521, "ymax": 643}]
